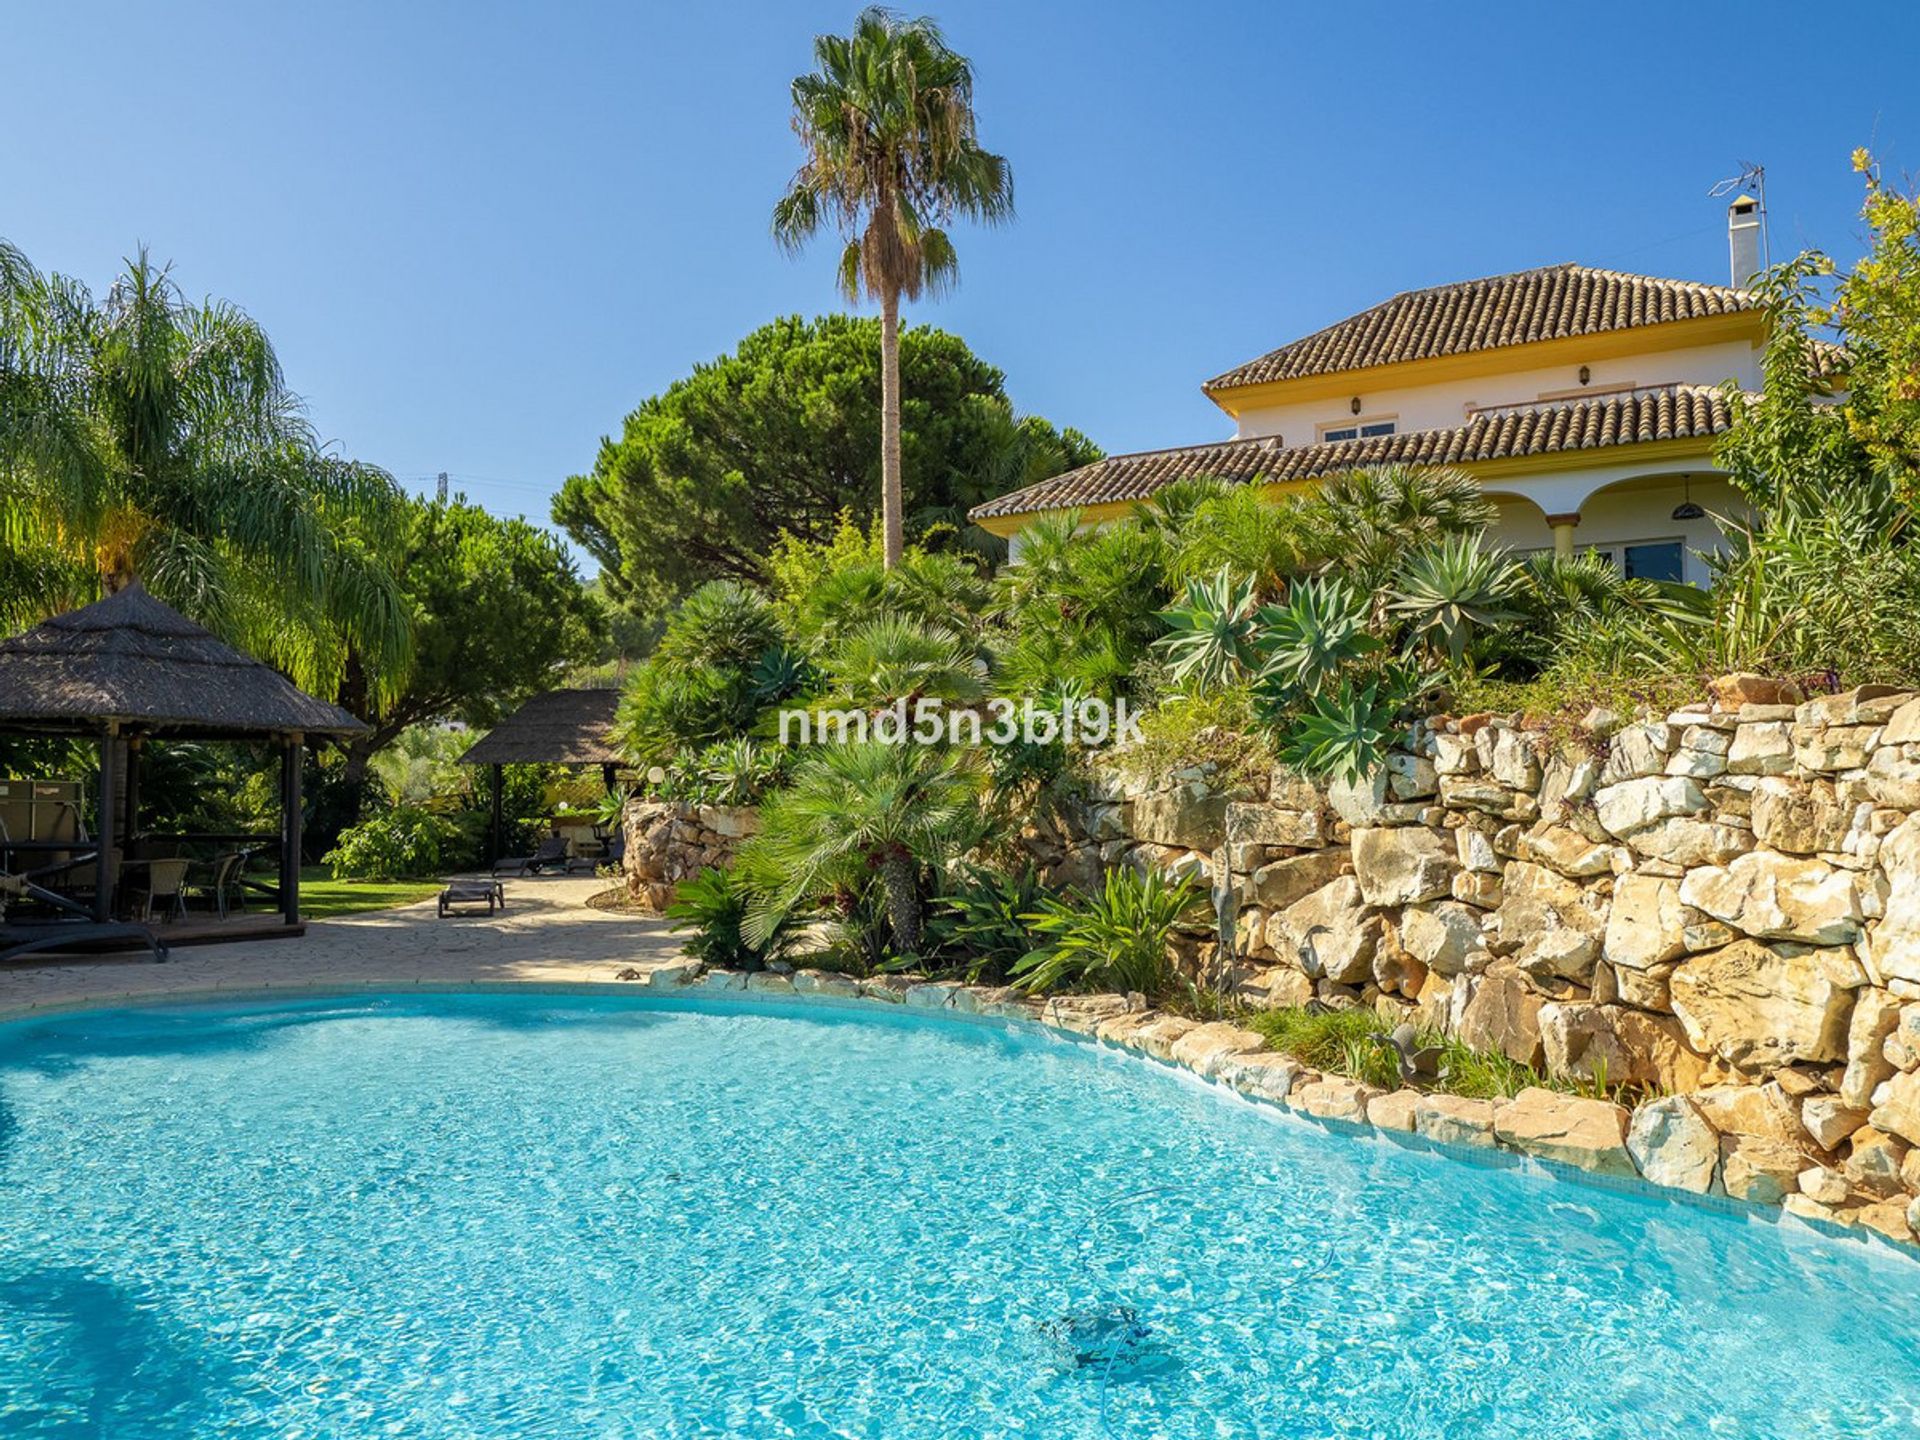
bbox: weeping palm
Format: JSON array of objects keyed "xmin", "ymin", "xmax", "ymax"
[
  {"xmin": 772, "ymin": 7, "xmax": 1013, "ymax": 569},
  {"xmin": 0, "ymin": 242, "xmax": 409, "ymax": 699}
]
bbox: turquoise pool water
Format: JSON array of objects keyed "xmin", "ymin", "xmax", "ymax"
[{"xmin": 1, "ymin": 993, "xmax": 1916, "ymax": 1438}]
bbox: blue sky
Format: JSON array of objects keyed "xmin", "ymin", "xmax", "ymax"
[{"xmin": 5, "ymin": 1, "xmax": 1917, "ymax": 569}]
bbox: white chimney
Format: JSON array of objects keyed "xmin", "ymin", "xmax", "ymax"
[{"xmin": 1727, "ymin": 193, "xmax": 1762, "ymax": 287}]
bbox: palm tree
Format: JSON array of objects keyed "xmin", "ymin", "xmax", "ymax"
[
  {"xmin": 740, "ymin": 740, "xmax": 984, "ymax": 954},
  {"xmin": 0, "ymin": 241, "xmax": 409, "ymax": 700},
  {"xmin": 772, "ymin": 6, "xmax": 1013, "ymax": 569}
]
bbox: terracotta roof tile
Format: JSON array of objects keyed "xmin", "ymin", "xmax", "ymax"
[
  {"xmin": 970, "ymin": 385, "xmax": 1734, "ymax": 523},
  {"xmin": 1205, "ymin": 265, "xmax": 1758, "ymax": 392}
]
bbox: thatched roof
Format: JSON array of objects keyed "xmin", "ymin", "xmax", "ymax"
[
  {"xmin": 458, "ymin": 688, "xmax": 622, "ymax": 766},
  {"xmin": 0, "ymin": 583, "xmax": 368, "ymax": 738}
]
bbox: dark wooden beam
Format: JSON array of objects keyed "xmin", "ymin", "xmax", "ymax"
[
  {"xmin": 280, "ymin": 733, "xmax": 304, "ymax": 926},
  {"xmin": 94, "ymin": 724, "xmax": 118, "ymax": 921},
  {"xmin": 490, "ymin": 763, "xmax": 504, "ymax": 865}
]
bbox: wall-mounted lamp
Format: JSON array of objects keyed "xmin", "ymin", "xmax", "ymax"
[
  {"xmin": 1349, "ymin": 396, "xmax": 1362, "ymax": 415},
  {"xmin": 1671, "ymin": 473, "xmax": 1705, "ymax": 521},
  {"xmin": 1578, "ymin": 365, "xmax": 1591, "ymax": 386}
]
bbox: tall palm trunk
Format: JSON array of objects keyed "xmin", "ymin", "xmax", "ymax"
[
  {"xmin": 879, "ymin": 286, "xmax": 904, "ymax": 569},
  {"xmin": 880, "ymin": 847, "xmax": 921, "ymax": 953}
]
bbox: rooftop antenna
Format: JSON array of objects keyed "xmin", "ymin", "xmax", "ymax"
[{"xmin": 1709, "ymin": 163, "xmax": 1770, "ymax": 274}]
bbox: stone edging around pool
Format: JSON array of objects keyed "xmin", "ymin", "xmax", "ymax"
[{"xmin": 11, "ymin": 957, "xmax": 1916, "ymax": 1263}]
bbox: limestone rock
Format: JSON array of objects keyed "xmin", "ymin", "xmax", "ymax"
[
  {"xmin": 1691, "ymin": 1083, "xmax": 1804, "ymax": 1144},
  {"xmin": 1327, "ymin": 768, "xmax": 1392, "ymax": 827},
  {"xmin": 1865, "ymin": 746, "xmax": 1920, "ymax": 809},
  {"xmin": 1710, "ymin": 674, "xmax": 1803, "ymax": 709},
  {"xmin": 1599, "ymin": 723, "xmax": 1673, "ymax": 784},
  {"xmin": 1752, "ymin": 778, "xmax": 1867, "ymax": 855},
  {"xmin": 1493, "ymin": 861, "xmax": 1607, "ymax": 981},
  {"xmin": 1493, "ymin": 1088, "xmax": 1635, "ymax": 1176},
  {"xmin": 1227, "ymin": 801, "xmax": 1326, "ymax": 850},
  {"xmin": 1397, "ymin": 900, "xmax": 1486, "ymax": 977},
  {"xmin": 1670, "ymin": 939, "xmax": 1865, "ymax": 1070},
  {"xmin": 1868, "ymin": 1069, "xmax": 1920, "ymax": 1148},
  {"xmin": 1865, "ymin": 814, "xmax": 1920, "ymax": 985},
  {"xmin": 1385, "ymin": 751, "xmax": 1438, "ymax": 801},
  {"xmin": 1131, "ymin": 780, "xmax": 1229, "ymax": 851},
  {"xmin": 1840, "ymin": 987, "xmax": 1903, "ymax": 1109},
  {"xmin": 1799, "ymin": 1165, "xmax": 1851, "ymax": 1206},
  {"xmin": 1627, "ymin": 1096, "xmax": 1719, "ymax": 1192},
  {"xmin": 1248, "ymin": 850, "xmax": 1347, "ymax": 909},
  {"xmin": 1489, "ymin": 727, "xmax": 1542, "ymax": 789},
  {"xmin": 1603, "ymin": 873, "xmax": 1689, "ymax": 970},
  {"xmin": 1842, "ymin": 1127, "xmax": 1910, "ymax": 1198},
  {"xmin": 1455, "ymin": 966, "xmax": 1546, "ymax": 1066},
  {"xmin": 1275, "ymin": 877, "xmax": 1381, "ymax": 986},
  {"xmin": 1593, "ymin": 776, "xmax": 1706, "ymax": 837},
  {"xmin": 1216, "ymin": 1051, "xmax": 1308, "ymax": 1105},
  {"xmin": 1621, "ymin": 816, "xmax": 1751, "ymax": 867},
  {"xmin": 1800, "ymin": 1096, "xmax": 1871, "ymax": 1151},
  {"xmin": 1539, "ymin": 1002, "xmax": 1707, "ymax": 1093},
  {"xmin": 1168, "ymin": 1022, "xmax": 1268, "ymax": 1075},
  {"xmin": 1719, "ymin": 1134, "xmax": 1807, "ymax": 1204},
  {"xmin": 1518, "ymin": 821, "xmax": 1615, "ymax": 878},
  {"xmin": 1367, "ymin": 1089, "xmax": 1420, "ymax": 1132},
  {"xmin": 1292, "ymin": 1076, "xmax": 1382, "ymax": 1124},
  {"xmin": 1678, "ymin": 851, "xmax": 1864, "ymax": 945},
  {"xmin": 1350, "ymin": 826, "xmax": 1456, "ymax": 906},
  {"xmin": 1727, "ymin": 721, "xmax": 1795, "ymax": 776},
  {"xmin": 1414, "ymin": 1094, "xmax": 1497, "ymax": 1146}
]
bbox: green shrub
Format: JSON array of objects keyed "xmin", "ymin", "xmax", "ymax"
[
  {"xmin": 1012, "ymin": 866, "xmax": 1204, "ymax": 996},
  {"xmin": 665, "ymin": 867, "xmax": 795, "ymax": 972},
  {"xmin": 322, "ymin": 807, "xmax": 459, "ymax": 880},
  {"xmin": 926, "ymin": 862, "xmax": 1049, "ymax": 983}
]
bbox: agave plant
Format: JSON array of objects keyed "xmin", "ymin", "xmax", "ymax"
[
  {"xmin": 1152, "ymin": 567, "xmax": 1262, "ymax": 692},
  {"xmin": 1387, "ymin": 533, "xmax": 1524, "ymax": 668},
  {"xmin": 1276, "ymin": 675, "xmax": 1407, "ymax": 785},
  {"xmin": 1249, "ymin": 576, "xmax": 1379, "ymax": 708}
]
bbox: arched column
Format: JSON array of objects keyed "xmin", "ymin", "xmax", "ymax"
[{"xmin": 1545, "ymin": 512, "xmax": 1581, "ymax": 558}]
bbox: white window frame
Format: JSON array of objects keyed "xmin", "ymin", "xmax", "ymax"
[{"xmin": 1318, "ymin": 416, "xmax": 1397, "ymax": 443}]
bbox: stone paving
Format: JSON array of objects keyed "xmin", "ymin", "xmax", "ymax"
[{"xmin": 0, "ymin": 876, "xmax": 688, "ymax": 1021}]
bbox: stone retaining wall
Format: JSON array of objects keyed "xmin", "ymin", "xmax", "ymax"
[
  {"xmin": 1025, "ymin": 677, "xmax": 1920, "ymax": 1243},
  {"xmin": 620, "ymin": 799, "xmax": 758, "ymax": 911}
]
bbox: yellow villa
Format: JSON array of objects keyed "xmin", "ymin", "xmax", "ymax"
[{"xmin": 972, "ymin": 200, "xmax": 1785, "ymax": 586}]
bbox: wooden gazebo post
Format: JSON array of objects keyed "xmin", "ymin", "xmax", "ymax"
[
  {"xmin": 93, "ymin": 721, "xmax": 118, "ymax": 922},
  {"xmin": 490, "ymin": 763, "xmax": 504, "ymax": 867},
  {"xmin": 280, "ymin": 731, "xmax": 304, "ymax": 925}
]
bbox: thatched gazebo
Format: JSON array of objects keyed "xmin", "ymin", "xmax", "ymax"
[
  {"xmin": 457, "ymin": 688, "xmax": 621, "ymax": 863},
  {"xmin": 0, "ymin": 582, "xmax": 367, "ymax": 947}
]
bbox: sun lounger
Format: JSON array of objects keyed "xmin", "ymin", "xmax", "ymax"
[
  {"xmin": 438, "ymin": 879, "xmax": 505, "ymax": 918},
  {"xmin": 492, "ymin": 836, "xmax": 571, "ymax": 877}
]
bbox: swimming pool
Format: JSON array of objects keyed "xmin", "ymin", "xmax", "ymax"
[{"xmin": 1, "ymin": 992, "xmax": 1915, "ymax": 1437}]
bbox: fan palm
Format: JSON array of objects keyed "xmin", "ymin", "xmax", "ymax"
[
  {"xmin": 740, "ymin": 740, "xmax": 985, "ymax": 954},
  {"xmin": 1303, "ymin": 463, "xmax": 1496, "ymax": 591},
  {"xmin": 0, "ymin": 242, "xmax": 409, "ymax": 699},
  {"xmin": 772, "ymin": 7, "xmax": 1013, "ymax": 569},
  {"xmin": 826, "ymin": 614, "xmax": 986, "ymax": 708}
]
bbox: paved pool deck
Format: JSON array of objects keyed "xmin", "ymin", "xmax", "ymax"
[{"xmin": 0, "ymin": 876, "xmax": 688, "ymax": 1021}]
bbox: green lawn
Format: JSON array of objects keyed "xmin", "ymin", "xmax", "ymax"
[{"xmin": 298, "ymin": 866, "xmax": 442, "ymax": 919}]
